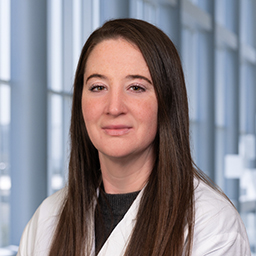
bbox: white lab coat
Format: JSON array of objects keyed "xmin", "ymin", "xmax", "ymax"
[{"xmin": 17, "ymin": 179, "xmax": 251, "ymax": 256}]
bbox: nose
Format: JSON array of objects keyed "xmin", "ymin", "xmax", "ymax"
[{"xmin": 105, "ymin": 87, "xmax": 126, "ymax": 116}]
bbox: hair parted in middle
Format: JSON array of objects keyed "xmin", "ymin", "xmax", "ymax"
[{"xmin": 49, "ymin": 18, "xmax": 196, "ymax": 256}]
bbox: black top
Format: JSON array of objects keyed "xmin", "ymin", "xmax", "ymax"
[{"xmin": 94, "ymin": 188, "xmax": 140, "ymax": 254}]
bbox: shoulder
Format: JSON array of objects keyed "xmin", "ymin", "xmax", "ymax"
[
  {"xmin": 191, "ymin": 179, "xmax": 251, "ymax": 256},
  {"xmin": 38, "ymin": 187, "xmax": 67, "ymax": 218},
  {"xmin": 17, "ymin": 187, "xmax": 67, "ymax": 256},
  {"xmin": 194, "ymin": 178, "xmax": 237, "ymax": 224}
]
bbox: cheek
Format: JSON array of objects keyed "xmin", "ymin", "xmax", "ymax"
[
  {"xmin": 142, "ymin": 99, "xmax": 158, "ymax": 121},
  {"xmin": 137, "ymin": 99, "xmax": 158, "ymax": 132},
  {"xmin": 81, "ymin": 99, "xmax": 100, "ymax": 147},
  {"xmin": 81, "ymin": 97, "xmax": 96, "ymax": 129}
]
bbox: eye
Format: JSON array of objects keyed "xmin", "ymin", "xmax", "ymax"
[
  {"xmin": 89, "ymin": 85, "xmax": 106, "ymax": 92},
  {"xmin": 129, "ymin": 85, "xmax": 146, "ymax": 92}
]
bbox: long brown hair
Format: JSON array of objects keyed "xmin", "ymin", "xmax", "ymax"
[{"xmin": 49, "ymin": 18, "xmax": 197, "ymax": 256}]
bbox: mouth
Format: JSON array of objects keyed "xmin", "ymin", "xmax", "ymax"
[{"xmin": 102, "ymin": 125, "xmax": 132, "ymax": 136}]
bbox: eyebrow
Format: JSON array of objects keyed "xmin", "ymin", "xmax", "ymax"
[
  {"xmin": 85, "ymin": 74, "xmax": 107, "ymax": 83},
  {"xmin": 85, "ymin": 73, "xmax": 152, "ymax": 85},
  {"xmin": 126, "ymin": 75, "xmax": 152, "ymax": 85}
]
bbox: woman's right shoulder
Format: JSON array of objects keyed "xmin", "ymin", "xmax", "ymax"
[
  {"xmin": 38, "ymin": 187, "xmax": 68, "ymax": 219},
  {"xmin": 28, "ymin": 187, "xmax": 68, "ymax": 234},
  {"xmin": 17, "ymin": 187, "xmax": 68, "ymax": 256}
]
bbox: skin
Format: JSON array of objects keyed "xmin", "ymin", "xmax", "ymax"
[{"xmin": 82, "ymin": 38, "xmax": 158, "ymax": 194}]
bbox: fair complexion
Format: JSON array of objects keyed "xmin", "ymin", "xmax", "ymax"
[{"xmin": 82, "ymin": 38, "xmax": 158, "ymax": 194}]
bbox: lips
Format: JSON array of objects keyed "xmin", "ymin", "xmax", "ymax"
[{"xmin": 102, "ymin": 125, "xmax": 132, "ymax": 136}]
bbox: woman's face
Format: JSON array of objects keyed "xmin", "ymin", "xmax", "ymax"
[{"xmin": 82, "ymin": 38, "xmax": 158, "ymax": 161}]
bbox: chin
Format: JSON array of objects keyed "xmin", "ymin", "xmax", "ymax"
[{"xmin": 101, "ymin": 151, "xmax": 133, "ymax": 159}]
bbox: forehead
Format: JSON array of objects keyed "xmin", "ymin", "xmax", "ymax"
[
  {"xmin": 84, "ymin": 38, "xmax": 150, "ymax": 75},
  {"xmin": 89, "ymin": 38, "xmax": 139, "ymax": 56}
]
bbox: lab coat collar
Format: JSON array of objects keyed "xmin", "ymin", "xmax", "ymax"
[{"xmin": 92, "ymin": 187, "xmax": 145, "ymax": 256}]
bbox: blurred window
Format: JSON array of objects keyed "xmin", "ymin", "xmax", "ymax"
[{"xmin": 0, "ymin": 0, "xmax": 11, "ymax": 247}]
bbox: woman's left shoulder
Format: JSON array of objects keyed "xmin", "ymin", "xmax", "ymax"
[
  {"xmin": 192, "ymin": 179, "xmax": 251, "ymax": 255},
  {"xmin": 194, "ymin": 179, "xmax": 238, "ymax": 219}
]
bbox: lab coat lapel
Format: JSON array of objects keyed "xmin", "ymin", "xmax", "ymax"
[{"xmin": 97, "ymin": 188, "xmax": 144, "ymax": 256}]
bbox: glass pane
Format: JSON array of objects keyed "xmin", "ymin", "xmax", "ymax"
[
  {"xmin": 216, "ymin": 0, "xmax": 237, "ymax": 33},
  {"xmin": 215, "ymin": 48, "xmax": 226, "ymax": 127},
  {"xmin": 135, "ymin": 0, "xmax": 144, "ymax": 20},
  {"xmin": 197, "ymin": 0, "xmax": 211, "ymax": 14},
  {"xmin": 48, "ymin": 94, "xmax": 64, "ymax": 195},
  {"xmin": 215, "ymin": 0, "xmax": 225, "ymax": 27},
  {"xmin": 0, "ymin": 85, "xmax": 10, "ymax": 127},
  {"xmin": 0, "ymin": 0, "xmax": 10, "ymax": 81},
  {"xmin": 239, "ymin": 64, "xmax": 247, "ymax": 133},
  {"xmin": 244, "ymin": 63, "xmax": 255, "ymax": 133},
  {"xmin": 0, "ymin": 0, "xmax": 11, "ymax": 247},
  {"xmin": 143, "ymin": 2, "xmax": 156, "ymax": 24},
  {"xmin": 48, "ymin": 93, "xmax": 72, "ymax": 195},
  {"xmin": 239, "ymin": 62, "xmax": 256, "ymax": 133},
  {"xmin": 63, "ymin": 95, "xmax": 72, "ymax": 179},
  {"xmin": 0, "ymin": 84, "xmax": 11, "ymax": 247},
  {"xmin": 182, "ymin": 28, "xmax": 198, "ymax": 121},
  {"xmin": 215, "ymin": 127, "xmax": 225, "ymax": 188},
  {"xmin": 241, "ymin": 0, "xmax": 256, "ymax": 46},
  {"xmin": 92, "ymin": 0, "xmax": 100, "ymax": 30},
  {"xmin": 73, "ymin": 0, "xmax": 82, "ymax": 71},
  {"xmin": 48, "ymin": 0, "xmax": 63, "ymax": 92},
  {"xmin": 188, "ymin": 0, "xmax": 198, "ymax": 5},
  {"xmin": 225, "ymin": 0, "xmax": 238, "ymax": 34}
]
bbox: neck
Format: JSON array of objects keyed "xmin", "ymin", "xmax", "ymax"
[{"xmin": 99, "ymin": 149, "xmax": 155, "ymax": 194}]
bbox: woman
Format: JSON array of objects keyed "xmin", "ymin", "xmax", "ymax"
[{"xmin": 17, "ymin": 19, "xmax": 251, "ymax": 256}]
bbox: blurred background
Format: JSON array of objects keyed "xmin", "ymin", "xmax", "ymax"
[{"xmin": 0, "ymin": 0, "xmax": 256, "ymax": 255}]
